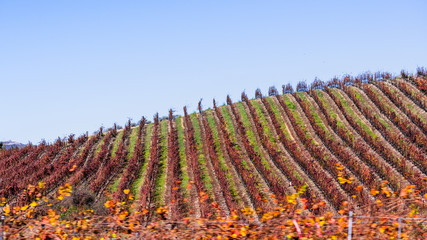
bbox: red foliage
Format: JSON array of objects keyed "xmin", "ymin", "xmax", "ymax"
[
  {"xmin": 91, "ymin": 121, "xmax": 131, "ymax": 194},
  {"xmin": 311, "ymin": 89, "xmax": 409, "ymax": 193},
  {"xmin": 199, "ymin": 105, "xmax": 239, "ymax": 214},
  {"xmin": 275, "ymin": 95, "xmax": 351, "ymax": 210},
  {"xmin": 327, "ymin": 87, "xmax": 426, "ymax": 192},
  {"xmin": 182, "ymin": 107, "xmax": 214, "ymax": 218},
  {"xmin": 261, "ymin": 97, "xmax": 324, "ymax": 209},
  {"xmin": 68, "ymin": 129, "xmax": 117, "ymax": 187},
  {"xmin": 376, "ymin": 82, "xmax": 427, "ymax": 144},
  {"xmin": 0, "ymin": 143, "xmax": 48, "ymax": 199},
  {"xmin": 115, "ymin": 117, "xmax": 147, "ymax": 202},
  {"xmin": 166, "ymin": 110, "xmax": 185, "ymax": 220},
  {"xmin": 239, "ymin": 93, "xmax": 293, "ymax": 200},
  {"xmin": 138, "ymin": 114, "xmax": 161, "ymax": 221},
  {"xmin": 294, "ymin": 93, "xmax": 379, "ymax": 206},
  {"xmin": 213, "ymin": 99, "xmax": 268, "ymax": 211},
  {"xmin": 345, "ymin": 86, "xmax": 427, "ymax": 177}
]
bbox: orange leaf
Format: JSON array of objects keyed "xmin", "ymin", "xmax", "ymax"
[
  {"xmin": 370, "ymin": 189, "xmax": 379, "ymax": 196},
  {"xmin": 69, "ymin": 164, "xmax": 77, "ymax": 172}
]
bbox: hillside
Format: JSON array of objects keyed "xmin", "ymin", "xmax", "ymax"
[{"xmin": 0, "ymin": 72, "xmax": 426, "ymax": 237}]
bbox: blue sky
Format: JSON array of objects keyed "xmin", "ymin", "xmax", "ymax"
[{"xmin": 1, "ymin": 0, "xmax": 426, "ymax": 144}]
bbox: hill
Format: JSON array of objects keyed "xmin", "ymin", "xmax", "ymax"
[
  {"xmin": 0, "ymin": 71, "xmax": 426, "ymax": 238},
  {"xmin": 0, "ymin": 141, "xmax": 26, "ymax": 150}
]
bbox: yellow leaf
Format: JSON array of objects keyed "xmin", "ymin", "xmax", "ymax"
[
  {"xmin": 30, "ymin": 202, "xmax": 38, "ymax": 207},
  {"xmin": 48, "ymin": 209, "xmax": 56, "ymax": 217},
  {"xmin": 21, "ymin": 205, "xmax": 29, "ymax": 211},
  {"xmin": 38, "ymin": 182, "xmax": 46, "ymax": 189},
  {"xmin": 240, "ymin": 227, "xmax": 247, "ymax": 236},
  {"xmin": 123, "ymin": 189, "xmax": 130, "ymax": 195},
  {"xmin": 370, "ymin": 189, "xmax": 379, "ymax": 196},
  {"xmin": 118, "ymin": 211, "xmax": 129, "ymax": 220},
  {"xmin": 3, "ymin": 205, "xmax": 10, "ymax": 215},
  {"xmin": 105, "ymin": 200, "xmax": 116, "ymax": 209},
  {"xmin": 57, "ymin": 195, "xmax": 64, "ymax": 201}
]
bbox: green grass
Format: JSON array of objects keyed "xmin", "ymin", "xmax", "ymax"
[
  {"xmin": 359, "ymin": 88, "xmax": 394, "ymax": 129},
  {"xmin": 265, "ymin": 97, "xmax": 293, "ymax": 141},
  {"xmin": 176, "ymin": 116, "xmax": 190, "ymax": 198},
  {"xmin": 109, "ymin": 126, "xmax": 138, "ymax": 192},
  {"xmin": 281, "ymin": 95, "xmax": 313, "ymax": 142},
  {"xmin": 154, "ymin": 120, "xmax": 169, "ymax": 205},
  {"xmin": 236, "ymin": 102, "xmax": 280, "ymax": 178},
  {"xmin": 220, "ymin": 105, "xmax": 271, "ymax": 192},
  {"xmin": 314, "ymin": 90, "xmax": 355, "ymax": 145},
  {"xmin": 206, "ymin": 110, "xmax": 239, "ymax": 200},
  {"xmin": 190, "ymin": 113, "xmax": 214, "ymax": 198},
  {"xmin": 110, "ymin": 175, "xmax": 121, "ymax": 193},
  {"xmin": 296, "ymin": 92, "xmax": 332, "ymax": 140},
  {"xmin": 220, "ymin": 106, "xmax": 240, "ymax": 150},
  {"xmin": 219, "ymin": 106, "xmax": 250, "ymax": 166},
  {"xmin": 315, "ymin": 91, "xmax": 338, "ymax": 121},
  {"xmin": 126, "ymin": 127, "xmax": 139, "ymax": 160},
  {"xmin": 130, "ymin": 123, "xmax": 153, "ymax": 199},
  {"xmin": 110, "ymin": 131, "xmax": 124, "ymax": 159},
  {"xmin": 329, "ymin": 89, "xmax": 378, "ymax": 140},
  {"xmin": 95, "ymin": 135, "xmax": 106, "ymax": 155},
  {"xmin": 250, "ymin": 100, "xmax": 278, "ymax": 148}
]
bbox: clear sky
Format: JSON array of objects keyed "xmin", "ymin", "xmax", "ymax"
[{"xmin": 1, "ymin": 0, "xmax": 426, "ymax": 144}]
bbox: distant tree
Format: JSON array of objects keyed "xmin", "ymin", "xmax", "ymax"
[
  {"xmin": 417, "ymin": 67, "xmax": 426, "ymax": 77},
  {"xmin": 255, "ymin": 88, "xmax": 263, "ymax": 99},
  {"xmin": 296, "ymin": 81, "xmax": 308, "ymax": 92},
  {"xmin": 283, "ymin": 83, "xmax": 294, "ymax": 94},
  {"xmin": 268, "ymin": 86, "xmax": 279, "ymax": 96},
  {"xmin": 0, "ymin": 142, "xmax": 3, "ymax": 150}
]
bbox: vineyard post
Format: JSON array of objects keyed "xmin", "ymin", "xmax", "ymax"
[
  {"xmin": 0, "ymin": 215, "xmax": 4, "ymax": 240},
  {"xmin": 398, "ymin": 217, "xmax": 402, "ymax": 239},
  {"xmin": 347, "ymin": 211, "xmax": 353, "ymax": 240}
]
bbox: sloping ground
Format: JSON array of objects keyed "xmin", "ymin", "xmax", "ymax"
[{"xmin": 1, "ymin": 73, "xmax": 426, "ymax": 223}]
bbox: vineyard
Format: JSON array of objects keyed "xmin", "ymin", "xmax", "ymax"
[{"xmin": 1, "ymin": 69, "xmax": 427, "ymax": 239}]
